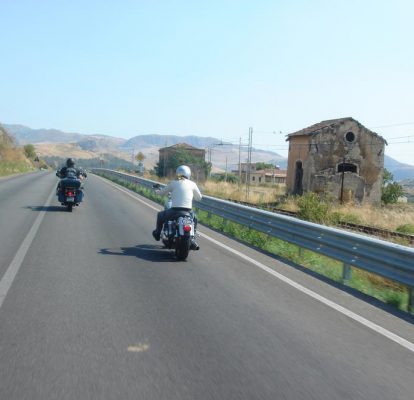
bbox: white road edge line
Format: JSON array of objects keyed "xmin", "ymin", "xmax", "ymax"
[
  {"xmin": 0, "ymin": 186, "xmax": 56, "ymax": 309},
  {"xmin": 96, "ymin": 175, "xmax": 414, "ymax": 353}
]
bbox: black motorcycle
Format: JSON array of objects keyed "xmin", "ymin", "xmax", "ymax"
[{"xmin": 56, "ymin": 174, "xmax": 84, "ymax": 212}]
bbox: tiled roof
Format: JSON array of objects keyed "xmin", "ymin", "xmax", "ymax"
[
  {"xmin": 286, "ymin": 117, "xmax": 387, "ymax": 143},
  {"xmin": 160, "ymin": 143, "xmax": 200, "ymax": 151},
  {"xmin": 253, "ymin": 169, "xmax": 287, "ymax": 176},
  {"xmin": 287, "ymin": 118, "xmax": 354, "ymax": 138}
]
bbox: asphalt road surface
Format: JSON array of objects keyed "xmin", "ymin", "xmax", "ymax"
[{"xmin": 0, "ymin": 171, "xmax": 413, "ymax": 400}]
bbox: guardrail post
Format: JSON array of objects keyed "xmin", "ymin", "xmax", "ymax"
[
  {"xmin": 298, "ymin": 246, "xmax": 304, "ymax": 258},
  {"xmin": 409, "ymin": 287, "xmax": 414, "ymax": 315},
  {"xmin": 342, "ymin": 263, "xmax": 352, "ymax": 285}
]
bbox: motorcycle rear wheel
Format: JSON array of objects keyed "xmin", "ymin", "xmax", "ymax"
[{"xmin": 175, "ymin": 236, "xmax": 190, "ymax": 261}]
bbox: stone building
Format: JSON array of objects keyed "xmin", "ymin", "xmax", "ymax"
[
  {"xmin": 158, "ymin": 143, "xmax": 206, "ymax": 181},
  {"xmin": 286, "ymin": 118, "xmax": 387, "ymax": 204}
]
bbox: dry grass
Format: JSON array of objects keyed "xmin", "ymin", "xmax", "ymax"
[
  {"xmin": 331, "ymin": 202, "xmax": 414, "ymax": 230},
  {"xmin": 202, "ymin": 181, "xmax": 285, "ymax": 203},
  {"xmin": 146, "ymin": 177, "xmax": 414, "ymax": 231},
  {"xmin": 0, "ymin": 147, "xmax": 34, "ymax": 176},
  {"xmin": 34, "ymin": 143, "xmax": 97, "ymax": 159},
  {"xmin": 202, "ymin": 180, "xmax": 414, "ymax": 230}
]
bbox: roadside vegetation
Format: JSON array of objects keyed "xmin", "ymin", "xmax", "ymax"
[
  {"xmin": 277, "ymin": 193, "xmax": 414, "ymax": 235},
  {"xmin": 169, "ymin": 174, "xmax": 413, "ymax": 236},
  {"xmin": 98, "ymin": 171, "xmax": 411, "ymax": 313},
  {"xmin": 0, "ymin": 126, "xmax": 34, "ymax": 176},
  {"xmin": 0, "ymin": 125, "xmax": 50, "ymax": 176},
  {"xmin": 177, "ymin": 171, "xmax": 414, "ymax": 235}
]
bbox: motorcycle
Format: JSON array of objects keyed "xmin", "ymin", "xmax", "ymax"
[
  {"xmin": 56, "ymin": 173, "xmax": 84, "ymax": 212},
  {"xmin": 154, "ymin": 184, "xmax": 197, "ymax": 261}
]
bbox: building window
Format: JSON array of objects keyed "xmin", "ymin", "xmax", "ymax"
[
  {"xmin": 252, "ymin": 176, "xmax": 255, "ymax": 181},
  {"xmin": 345, "ymin": 131, "xmax": 355, "ymax": 143}
]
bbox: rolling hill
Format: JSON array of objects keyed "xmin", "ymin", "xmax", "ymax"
[{"xmin": 2, "ymin": 122, "xmax": 414, "ymax": 179}]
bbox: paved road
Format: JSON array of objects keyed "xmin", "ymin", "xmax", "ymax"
[{"xmin": 0, "ymin": 172, "xmax": 413, "ymax": 400}]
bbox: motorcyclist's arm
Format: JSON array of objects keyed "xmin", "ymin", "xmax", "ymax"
[
  {"xmin": 193, "ymin": 183, "xmax": 202, "ymax": 201},
  {"xmin": 58, "ymin": 167, "xmax": 66, "ymax": 178},
  {"xmin": 157, "ymin": 182, "xmax": 173, "ymax": 196}
]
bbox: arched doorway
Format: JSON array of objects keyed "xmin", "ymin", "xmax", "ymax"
[{"xmin": 293, "ymin": 160, "xmax": 303, "ymax": 195}]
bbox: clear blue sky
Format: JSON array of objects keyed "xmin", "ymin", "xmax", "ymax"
[{"xmin": 1, "ymin": 0, "xmax": 413, "ymax": 164}]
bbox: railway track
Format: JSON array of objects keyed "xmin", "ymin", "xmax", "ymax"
[{"xmin": 226, "ymin": 199, "xmax": 414, "ymax": 246}]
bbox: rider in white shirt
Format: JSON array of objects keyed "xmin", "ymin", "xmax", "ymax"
[{"xmin": 152, "ymin": 165, "xmax": 202, "ymax": 249}]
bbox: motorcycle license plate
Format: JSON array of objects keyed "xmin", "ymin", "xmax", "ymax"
[{"xmin": 66, "ymin": 197, "xmax": 75, "ymax": 202}]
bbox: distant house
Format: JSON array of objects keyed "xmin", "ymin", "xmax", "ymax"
[
  {"xmin": 239, "ymin": 162, "xmax": 258, "ymax": 173},
  {"xmin": 158, "ymin": 143, "xmax": 206, "ymax": 181},
  {"xmin": 286, "ymin": 117, "xmax": 387, "ymax": 203},
  {"xmin": 233, "ymin": 162, "xmax": 286, "ymax": 185},
  {"xmin": 250, "ymin": 169, "xmax": 287, "ymax": 185}
]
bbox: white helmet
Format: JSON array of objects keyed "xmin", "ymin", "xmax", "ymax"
[{"xmin": 176, "ymin": 165, "xmax": 191, "ymax": 179}]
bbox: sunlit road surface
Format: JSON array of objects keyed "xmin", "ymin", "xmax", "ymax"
[{"xmin": 0, "ymin": 172, "xmax": 413, "ymax": 400}]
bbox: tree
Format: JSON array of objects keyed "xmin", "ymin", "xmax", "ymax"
[
  {"xmin": 23, "ymin": 144, "xmax": 36, "ymax": 159},
  {"xmin": 255, "ymin": 162, "xmax": 275, "ymax": 170},
  {"xmin": 381, "ymin": 168, "xmax": 404, "ymax": 204},
  {"xmin": 155, "ymin": 149, "xmax": 211, "ymax": 178},
  {"xmin": 383, "ymin": 168, "xmax": 393, "ymax": 185},
  {"xmin": 135, "ymin": 152, "xmax": 145, "ymax": 163}
]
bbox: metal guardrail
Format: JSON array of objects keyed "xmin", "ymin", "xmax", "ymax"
[
  {"xmin": 91, "ymin": 169, "xmax": 414, "ymax": 312},
  {"xmin": 227, "ymin": 200, "xmax": 414, "ymax": 245}
]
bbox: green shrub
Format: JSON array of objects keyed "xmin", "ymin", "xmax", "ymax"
[
  {"xmin": 395, "ymin": 224, "xmax": 414, "ymax": 234},
  {"xmin": 382, "ymin": 182, "xmax": 404, "ymax": 204},
  {"xmin": 384, "ymin": 292, "xmax": 405, "ymax": 308},
  {"xmin": 296, "ymin": 192, "xmax": 331, "ymax": 224},
  {"xmin": 330, "ymin": 211, "xmax": 343, "ymax": 224},
  {"xmin": 337, "ymin": 212, "xmax": 362, "ymax": 224},
  {"xmin": 23, "ymin": 144, "xmax": 36, "ymax": 159}
]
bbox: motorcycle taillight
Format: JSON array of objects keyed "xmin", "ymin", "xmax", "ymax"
[{"xmin": 183, "ymin": 225, "xmax": 192, "ymax": 232}]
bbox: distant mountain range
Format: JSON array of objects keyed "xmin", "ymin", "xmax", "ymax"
[
  {"xmin": 3, "ymin": 123, "xmax": 414, "ymax": 180},
  {"xmin": 121, "ymin": 134, "xmax": 222, "ymax": 150},
  {"xmin": 382, "ymin": 155, "xmax": 414, "ymax": 181}
]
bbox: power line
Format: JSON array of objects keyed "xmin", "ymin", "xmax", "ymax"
[
  {"xmin": 386, "ymin": 140, "xmax": 414, "ymax": 145},
  {"xmin": 369, "ymin": 122, "xmax": 414, "ymax": 129},
  {"xmin": 386, "ymin": 135, "xmax": 414, "ymax": 140}
]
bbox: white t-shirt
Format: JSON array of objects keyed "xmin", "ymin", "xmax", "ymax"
[{"xmin": 158, "ymin": 179, "xmax": 202, "ymax": 209}]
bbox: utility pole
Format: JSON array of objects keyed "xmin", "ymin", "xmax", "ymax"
[
  {"xmin": 207, "ymin": 147, "xmax": 212, "ymax": 177},
  {"xmin": 340, "ymin": 156, "xmax": 345, "ymax": 204},
  {"xmin": 225, "ymin": 156, "xmax": 228, "ymax": 182},
  {"xmin": 163, "ymin": 140, "xmax": 167, "ymax": 177},
  {"xmin": 246, "ymin": 127, "xmax": 253, "ymax": 200},
  {"xmin": 238, "ymin": 137, "xmax": 241, "ymax": 186}
]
